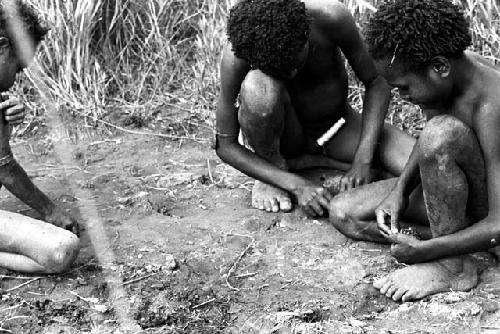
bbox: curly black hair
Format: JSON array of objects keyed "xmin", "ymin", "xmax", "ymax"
[
  {"xmin": 227, "ymin": 0, "xmax": 309, "ymax": 76},
  {"xmin": 365, "ymin": 0, "xmax": 472, "ymax": 71},
  {"xmin": 0, "ymin": 0, "xmax": 48, "ymax": 45}
]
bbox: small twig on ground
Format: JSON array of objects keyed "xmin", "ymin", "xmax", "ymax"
[
  {"xmin": 2, "ymin": 316, "xmax": 31, "ymax": 323},
  {"xmin": 69, "ymin": 291, "xmax": 95, "ymax": 304},
  {"xmin": 26, "ymin": 291, "xmax": 46, "ymax": 296},
  {"xmin": 3, "ymin": 278, "xmax": 41, "ymax": 292},
  {"xmin": 88, "ymin": 139, "xmax": 122, "ymax": 146},
  {"xmin": 0, "ymin": 305, "xmax": 21, "ymax": 313},
  {"xmin": 235, "ymin": 272, "xmax": 257, "ymax": 279},
  {"xmin": 207, "ymin": 158, "xmax": 214, "ymax": 182},
  {"xmin": 192, "ymin": 298, "xmax": 217, "ymax": 310},
  {"xmin": 121, "ymin": 272, "xmax": 160, "ymax": 286},
  {"xmin": 145, "ymin": 186, "xmax": 170, "ymax": 191},
  {"xmin": 207, "ymin": 159, "xmax": 222, "ymax": 186},
  {"xmin": 225, "ymin": 234, "xmax": 256, "ymax": 292},
  {"xmin": 0, "ymin": 275, "xmax": 40, "ymax": 280},
  {"xmin": 69, "ymin": 258, "xmax": 97, "ymax": 273}
]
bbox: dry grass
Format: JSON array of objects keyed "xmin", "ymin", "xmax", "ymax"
[
  {"xmin": 10, "ymin": 0, "xmax": 500, "ymax": 136},
  {"xmin": 16, "ymin": 0, "xmax": 230, "ymax": 132}
]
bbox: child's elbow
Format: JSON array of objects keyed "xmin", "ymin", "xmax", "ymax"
[{"xmin": 215, "ymin": 140, "xmax": 235, "ymax": 163}]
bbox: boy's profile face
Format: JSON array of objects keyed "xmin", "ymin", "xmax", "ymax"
[
  {"xmin": 376, "ymin": 58, "xmax": 452, "ymax": 110},
  {"xmin": 0, "ymin": 37, "xmax": 26, "ymax": 92}
]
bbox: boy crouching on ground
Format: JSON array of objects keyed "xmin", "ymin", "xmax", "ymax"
[
  {"xmin": 329, "ymin": 0, "xmax": 500, "ymax": 302},
  {"xmin": 216, "ymin": 0, "xmax": 415, "ymax": 216},
  {"xmin": 0, "ymin": 0, "xmax": 79, "ymax": 274}
]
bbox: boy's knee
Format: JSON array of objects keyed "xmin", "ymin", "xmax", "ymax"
[
  {"xmin": 419, "ymin": 115, "xmax": 471, "ymax": 158},
  {"xmin": 328, "ymin": 197, "xmax": 363, "ymax": 238},
  {"xmin": 44, "ymin": 233, "xmax": 80, "ymax": 273},
  {"xmin": 239, "ymin": 70, "xmax": 285, "ymax": 120},
  {"xmin": 329, "ymin": 197, "xmax": 349, "ymax": 221}
]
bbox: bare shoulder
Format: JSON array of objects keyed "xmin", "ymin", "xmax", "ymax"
[
  {"xmin": 304, "ymin": 0, "xmax": 352, "ymax": 25},
  {"xmin": 474, "ymin": 87, "xmax": 500, "ymax": 155}
]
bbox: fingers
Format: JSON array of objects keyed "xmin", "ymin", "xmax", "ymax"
[
  {"xmin": 0, "ymin": 99, "xmax": 25, "ymax": 125},
  {"xmin": 340, "ymin": 174, "xmax": 367, "ymax": 192},
  {"xmin": 300, "ymin": 199, "xmax": 323, "ymax": 217},
  {"xmin": 321, "ymin": 187, "xmax": 334, "ymax": 202},
  {"xmin": 376, "ymin": 209, "xmax": 391, "ymax": 236},
  {"xmin": 301, "ymin": 204, "xmax": 316, "ymax": 217},
  {"xmin": 4, "ymin": 105, "xmax": 25, "ymax": 124},
  {"xmin": 340, "ymin": 176, "xmax": 354, "ymax": 192},
  {"xmin": 0, "ymin": 97, "xmax": 21, "ymax": 110},
  {"xmin": 390, "ymin": 210, "xmax": 399, "ymax": 234},
  {"xmin": 309, "ymin": 199, "xmax": 324, "ymax": 216}
]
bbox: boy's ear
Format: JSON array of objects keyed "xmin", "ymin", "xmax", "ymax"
[
  {"xmin": 0, "ymin": 37, "xmax": 10, "ymax": 54},
  {"xmin": 430, "ymin": 56, "xmax": 450, "ymax": 78}
]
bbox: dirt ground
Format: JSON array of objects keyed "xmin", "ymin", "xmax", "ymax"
[{"xmin": 1, "ymin": 123, "xmax": 500, "ymax": 334}]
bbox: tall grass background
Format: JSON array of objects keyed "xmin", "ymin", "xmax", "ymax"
[{"xmin": 13, "ymin": 0, "xmax": 500, "ymax": 138}]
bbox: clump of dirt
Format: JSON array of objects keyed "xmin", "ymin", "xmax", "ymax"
[
  {"xmin": 31, "ymin": 299, "xmax": 93, "ymax": 328},
  {"xmin": 0, "ymin": 294, "xmax": 96, "ymax": 333},
  {"xmin": 128, "ymin": 269, "xmax": 232, "ymax": 332},
  {"xmin": 121, "ymin": 114, "xmax": 148, "ymax": 128}
]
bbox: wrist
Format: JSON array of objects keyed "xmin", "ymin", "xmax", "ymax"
[
  {"xmin": 352, "ymin": 150, "xmax": 373, "ymax": 166},
  {"xmin": 287, "ymin": 177, "xmax": 311, "ymax": 195},
  {"xmin": 416, "ymin": 239, "xmax": 434, "ymax": 262},
  {"xmin": 41, "ymin": 203, "xmax": 59, "ymax": 220}
]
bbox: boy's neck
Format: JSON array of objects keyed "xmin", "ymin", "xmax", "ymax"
[{"xmin": 449, "ymin": 54, "xmax": 477, "ymax": 99}]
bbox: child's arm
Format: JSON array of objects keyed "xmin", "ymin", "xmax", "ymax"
[
  {"xmin": 324, "ymin": 2, "xmax": 392, "ymax": 191},
  {"xmin": 0, "ymin": 103, "xmax": 78, "ymax": 235},
  {"xmin": 375, "ymin": 141, "xmax": 421, "ymax": 235}
]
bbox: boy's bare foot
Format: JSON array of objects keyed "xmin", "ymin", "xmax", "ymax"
[
  {"xmin": 252, "ymin": 180, "xmax": 292, "ymax": 213},
  {"xmin": 373, "ymin": 255, "xmax": 477, "ymax": 302}
]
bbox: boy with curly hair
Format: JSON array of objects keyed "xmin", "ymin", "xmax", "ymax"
[
  {"xmin": 0, "ymin": 0, "xmax": 79, "ymax": 273},
  {"xmin": 216, "ymin": 0, "xmax": 415, "ymax": 216},
  {"xmin": 329, "ymin": 0, "xmax": 499, "ymax": 301}
]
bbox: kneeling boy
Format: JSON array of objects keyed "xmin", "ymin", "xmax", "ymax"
[{"xmin": 0, "ymin": 0, "xmax": 79, "ymax": 274}]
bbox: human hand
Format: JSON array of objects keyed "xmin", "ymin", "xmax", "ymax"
[
  {"xmin": 295, "ymin": 182, "xmax": 334, "ymax": 217},
  {"xmin": 386, "ymin": 233, "xmax": 426, "ymax": 264},
  {"xmin": 375, "ymin": 190, "xmax": 407, "ymax": 236},
  {"xmin": 339, "ymin": 162, "xmax": 372, "ymax": 192},
  {"xmin": 44, "ymin": 207, "xmax": 80, "ymax": 237},
  {"xmin": 0, "ymin": 96, "xmax": 25, "ymax": 126}
]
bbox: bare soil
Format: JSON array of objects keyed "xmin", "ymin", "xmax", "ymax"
[{"xmin": 1, "ymin": 126, "xmax": 500, "ymax": 334}]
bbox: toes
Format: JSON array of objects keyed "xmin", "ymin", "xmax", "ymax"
[
  {"xmin": 270, "ymin": 198, "xmax": 279, "ymax": 213},
  {"xmin": 392, "ymin": 287, "xmax": 408, "ymax": 301},
  {"xmin": 402, "ymin": 289, "xmax": 416, "ymax": 302},
  {"xmin": 380, "ymin": 279, "xmax": 392, "ymax": 295},
  {"xmin": 373, "ymin": 277, "xmax": 387, "ymax": 289},
  {"xmin": 385, "ymin": 285, "xmax": 398, "ymax": 299},
  {"xmin": 279, "ymin": 197, "xmax": 292, "ymax": 212},
  {"xmin": 253, "ymin": 198, "xmax": 264, "ymax": 210},
  {"xmin": 264, "ymin": 200, "xmax": 273, "ymax": 212}
]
